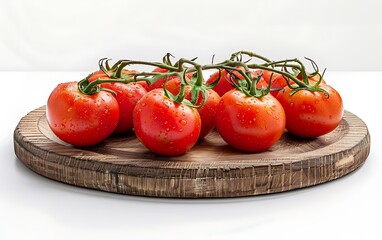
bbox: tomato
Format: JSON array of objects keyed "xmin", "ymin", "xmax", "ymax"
[
  {"xmin": 262, "ymin": 70, "xmax": 290, "ymax": 97},
  {"xmin": 46, "ymin": 82, "xmax": 119, "ymax": 146},
  {"xmin": 147, "ymin": 68, "xmax": 194, "ymax": 91},
  {"xmin": 276, "ymin": 83, "xmax": 343, "ymax": 138},
  {"xmin": 133, "ymin": 89, "xmax": 201, "ymax": 156},
  {"xmin": 165, "ymin": 78, "xmax": 221, "ymax": 140},
  {"xmin": 215, "ymin": 89, "xmax": 286, "ymax": 152},
  {"xmin": 206, "ymin": 69, "xmax": 267, "ymax": 97},
  {"xmin": 89, "ymin": 72, "xmax": 147, "ymax": 134}
]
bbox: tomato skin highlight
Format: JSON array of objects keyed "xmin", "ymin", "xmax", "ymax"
[
  {"xmin": 215, "ymin": 90, "xmax": 286, "ymax": 152},
  {"xmin": 165, "ymin": 78, "xmax": 221, "ymax": 140},
  {"xmin": 276, "ymin": 83, "xmax": 343, "ymax": 138},
  {"xmin": 46, "ymin": 82, "xmax": 119, "ymax": 146},
  {"xmin": 133, "ymin": 89, "xmax": 201, "ymax": 156}
]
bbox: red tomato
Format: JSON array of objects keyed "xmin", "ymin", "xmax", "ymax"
[
  {"xmin": 262, "ymin": 70, "xmax": 290, "ymax": 97},
  {"xmin": 206, "ymin": 69, "xmax": 267, "ymax": 97},
  {"xmin": 276, "ymin": 83, "xmax": 343, "ymax": 138},
  {"xmin": 133, "ymin": 89, "xmax": 201, "ymax": 156},
  {"xmin": 215, "ymin": 90, "xmax": 286, "ymax": 152},
  {"xmin": 89, "ymin": 72, "xmax": 147, "ymax": 134},
  {"xmin": 46, "ymin": 82, "xmax": 119, "ymax": 146},
  {"xmin": 165, "ymin": 78, "xmax": 221, "ymax": 140},
  {"xmin": 148, "ymin": 68, "xmax": 194, "ymax": 91}
]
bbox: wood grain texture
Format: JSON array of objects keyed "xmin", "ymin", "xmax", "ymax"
[{"xmin": 14, "ymin": 106, "xmax": 370, "ymax": 198}]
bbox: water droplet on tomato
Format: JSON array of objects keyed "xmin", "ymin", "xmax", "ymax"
[
  {"xmin": 179, "ymin": 128, "xmax": 184, "ymax": 132},
  {"xmin": 290, "ymin": 102, "xmax": 294, "ymax": 107},
  {"xmin": 67, "ymin": 107, "xmax": 72, "ymax": 113},
  {"xmin": 164, "ymin": 121, "xmax": 168, "ymax": 125},
  {"xmin": 315, "ymin": 100, "xmax": 319, "ymax": 104},
  {"xmin": 180, "ymin": 119, "xmax": 187, "ymax": 125},
  {"xmin": 235, "ymin": 101, "xmax": 243, "ymax": 105},
  {"xmin": 301, "ymin": 105, "xmax": 306, "ymax": 110},
  {"xmin": 255, "ymin": 109, "xmax": 259, "ymax": 113},
  {"xmin": 166, "ymin": 128, "xmax": 170, "ymax": 132},
  {"xmin": 141, "ymin": 102, "xmax": 146, "ymax": 107}
]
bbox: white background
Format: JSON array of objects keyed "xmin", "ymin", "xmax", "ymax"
[
  {"xmin": 1, "ymin": 0, "xmax": 382, "ymax": 72},
  {"xmin": 1, "ymin": 1, "xmax": 381, "ymax": 239}
]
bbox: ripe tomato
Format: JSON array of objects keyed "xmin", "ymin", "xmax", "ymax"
[
  {"xmin": 215, "ymin": 89, "xmax": 286, "ymax": 152},
  {"xmin": 276, "ymin": 83, "xmax": 343, "ymax": 138},
  {"xmin": 262, "ymin": 70, "xmax": 290, "ymax": 97},
  {"xmin": 46, "ymin": 82, "xmax": 119, "ymax": 146},
  {"xmin": 89, "ymin": 72, "xmax": 147, "ymax": 134},
  {"xmin": 147, "ymin": 68, "xmax": 194, "ymax": 91},
  {"xmin": 165, "ymin": 78, "xmax": 221, "ymax": 140},
  {"xmin": 133, "ymin": 89, "xmax": 201, "ymax": 156},
  {"xmin": 206, "ymin": 69, "xmax": 267, "ymax": 97}
]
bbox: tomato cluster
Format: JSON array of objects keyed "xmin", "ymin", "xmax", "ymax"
[{"xmin": 46, "ymin": 52, "xmax": 344, "ymax": 156}]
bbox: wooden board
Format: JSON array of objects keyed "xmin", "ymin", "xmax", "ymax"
[{"xmin": 14, "ymin": 106, "xmax": 370, "ymax": 198}]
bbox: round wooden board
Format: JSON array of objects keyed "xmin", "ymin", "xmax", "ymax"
[{"xmin": 14, "ymin": 106, "xmax": 370, "ymax": 198}]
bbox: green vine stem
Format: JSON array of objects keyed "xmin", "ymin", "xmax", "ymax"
[{"xmin": 79, "ymin": 52, "xmax": 330, "ymax": 104}]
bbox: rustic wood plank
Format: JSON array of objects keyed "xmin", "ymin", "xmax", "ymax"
[{"xmin": 13, "ymin": 106, "xmax": 370, "ymax": 198}]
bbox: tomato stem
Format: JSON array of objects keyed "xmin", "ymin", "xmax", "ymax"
[{"xmin": 78, "ymin": 77, "xmax": 131, "ymax": 95}]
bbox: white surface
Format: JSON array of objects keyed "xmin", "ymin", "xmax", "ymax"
[
  {"xmin": 1, "ymin": 0, "xmax": 382, "ymax": 71},
  {"xmin": 0, "ymin": 71, "xmax": 380, "ymax": 240}
]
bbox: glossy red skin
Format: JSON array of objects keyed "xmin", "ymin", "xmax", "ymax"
[
  {"xmin": 215, "ymin": 89, "xmax": 286, "ymax": 152},
  {"xmin": 148, "ymin": 68, "xmax": 194, "ymax": 91},
  {"xmin": 276, "ymin": 83, "xmax": 343, "ymax": 138},
  {"xmin": 165, "ymin": 78, "xmax": 221, "ymax": 140},
  {"xmin": 89, "ymin": 72, "xmax": 147, "ymax": 134},
  {"xmin": 46, "ymin": 82, "xmax": 119, "ymax": 146},
  {"xmin": 206, "ymin": 69, "xmax": 267, "ymax": 97},
  {"xmin": 133, "ymin": 89, "xmax": 201, "ymax": 156}
]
